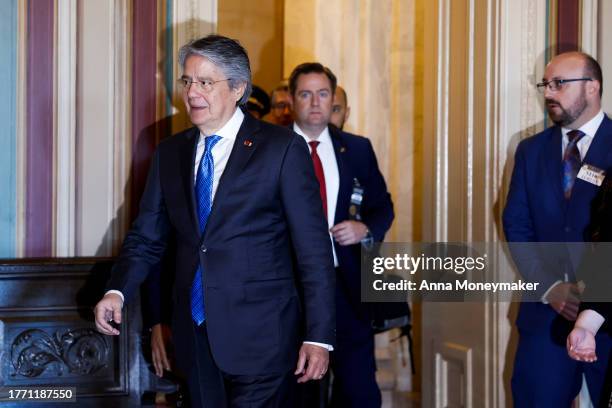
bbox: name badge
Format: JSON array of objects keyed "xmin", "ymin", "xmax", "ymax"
[{"xmin": 577, "ymin": 164, "xmax": 606, "ymax": 186}]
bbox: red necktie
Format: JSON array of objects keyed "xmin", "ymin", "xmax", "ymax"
[{"xmin": 308, "ymin": 141, "xmax": 327, "ymax": 216}]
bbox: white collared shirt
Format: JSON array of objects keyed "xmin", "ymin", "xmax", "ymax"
[
  {"xmin": 561, "ymin": 109, "xmax": 605, "ymax": 160},
  {"xmin": 105, "ymin": 109, "xmax": 244, "ymax": 304},
  {"xmin": 293, "ymin": 124, "xmax": 340, "ymax": 267},
  {"xmin": 194, "ymin": 108, "xmax": 245, "ymax": 196}
]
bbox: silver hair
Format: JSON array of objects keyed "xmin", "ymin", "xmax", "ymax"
[{"xmin": 178, "ymin": 35, "xmax": 252, "ymax": 105}]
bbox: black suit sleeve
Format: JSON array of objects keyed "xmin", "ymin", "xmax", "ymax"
[
  {"xmin": 360, "ymin": 139, "xmax": 394, "ymax": 242},
  {"xmin": 107, "ymin": 148, "xmax": 170, "ymax": 303},
  {"xmin": 279, "ymin": 135, "xmax": 336, "ymax": 346}
]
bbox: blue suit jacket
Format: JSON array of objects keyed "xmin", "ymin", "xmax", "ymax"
[
  {"xmin": 327, "ymin": 126, "xmax": 394, "ymax": 326},
  {"xmin": 107, "ymin": 113, "xmax": 336, "ymax": 376},
  {"xmin": 503, "ymin": 114, "xmax": 612, "ymax": 330}
]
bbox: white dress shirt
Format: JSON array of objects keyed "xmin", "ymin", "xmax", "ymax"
[
  {"xmin": 293, "ymin": 123, "xmax": 340, "ymax": 267},
  {"xmin": 560, "ymin": 109, "xmax": 604, "ymax": 160},
  {"xmin": 193, "ymin": 108, "xmax": 244, "ymax": 194},
  {"xmin": 575, "ymin": 309, "xmax": 605, "ymax": 334},
  {"xmin": 108, "ymin": 108, "xmax": 332, "ymax": 350},
  {"xmin": 541, "ymin": 109, "xmax": 605, "ymax": 303}
]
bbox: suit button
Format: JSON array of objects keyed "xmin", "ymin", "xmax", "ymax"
[
  {"xmin": 565, "ymin": 227, "xmax": 571, "ymax": 233},
  {"xmin": 201, "ymin": 246, "xmax": 207, "ymax": 253}
]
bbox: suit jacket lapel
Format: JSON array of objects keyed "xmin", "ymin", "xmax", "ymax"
[
  {"xmin": 180, "ymin": 127, "xmax": 201, "ymax": 239},
  {"xmin": 581, "ymin": 115, "xmax": 612, "ymax": 172},
  {"xmin": 570, "ymin": 115, "xmax": 612, "ymax": 203},
  {"xmin": 544, "ymin": 126, "xmax": 565, "ymax": 205},
  {"xmin": 204, "ymin": 114, "xmax": 261, "ymax": 239},
  {"xmin": 330, "ymin": 127, "xmax": 351, "ymax": 226}
]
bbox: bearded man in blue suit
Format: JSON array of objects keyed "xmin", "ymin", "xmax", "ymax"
[{"xmin": 503, "ymin": 51, "xmax": 612, "ymax": 407}]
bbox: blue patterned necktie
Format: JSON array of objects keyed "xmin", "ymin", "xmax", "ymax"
[
  {"xmin": 562, "ymin": 129, "xmax": 585, "ymax": 199},
  {"xmin": 191, "ymin": 135, "xmax": 221, "ymax": 325}
]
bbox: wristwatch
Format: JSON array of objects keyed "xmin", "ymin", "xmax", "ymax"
[{"xmin": 361, "ymin": 227, "xmax": 374, "ymax": 250}]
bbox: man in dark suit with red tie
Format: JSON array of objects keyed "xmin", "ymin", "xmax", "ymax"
[
  {"xmin": 289, "ymin": 62, "xmax": 394, "ymax": 407},
  {"xmin": 93, "ymin": 35, "xmax": 335, "ymax": 407}
]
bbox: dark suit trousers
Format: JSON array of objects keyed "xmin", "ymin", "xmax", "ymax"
[
  {"xmin": 188, "ymin": 323, "xmax": 296, "ymax": 408},
  {"xmin": 329, "ymin": 283, "xmax": 381, "ymax": 408},
  {"xmin": 297, "ymin": 268, "xmax": 381, "ymax": 408},
  {"xmin": 511, "ymin": 308, "xmax": 612, "ymax": 407}
]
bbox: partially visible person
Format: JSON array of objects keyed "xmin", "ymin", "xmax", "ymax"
[
  {"xmin": 568, "ymin": 306, "xmax": 610, "ymax": 363},
  {"xmin": 144, "ymin": 267, "xmax": 174, "ymax": 378},
  {"xmin": 330, "ymin": 85, "xmax": 350, "ymax": 130},
  {"xmin": 265, "ymin": 83, "xmax": 293, "ymax": 126},
  {"xmin": 568, "ymin": 300, "xmax": 612, "ymax": 408},
  {"xmin": 290, "ymin": 62, "xmax": 394, "ymax": 407},
  {"xmin": 567, "ymin": 174, "xmax": 612, "ymax": 407},
  {"xmin": 246, "ymin": 85, "xmax": 270, "ymax": 119}
]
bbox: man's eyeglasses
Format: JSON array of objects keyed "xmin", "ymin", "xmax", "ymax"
[
  {"xmin": 536, "ymin": 78, "xmax": 592, "ymax": 93},
  {"xmin": 177, "ymin": 78, "xmax": 231, "ymax": 93},
  {"xmin": 272, "ymin": 102, "xmax": 290, "ymax": 110}
]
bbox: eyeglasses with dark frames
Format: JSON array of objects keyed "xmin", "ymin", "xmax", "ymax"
[
  {"xmin": 177, "ymin": 78, "xmax": 231, "ymax": 93},
  {"xmin": 536, "ymin": 78, "xmax": 592, "ymax": 93}
]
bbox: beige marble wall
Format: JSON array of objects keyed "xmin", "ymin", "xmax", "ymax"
[
  {"xmin": 284, "ymin": 1, "xmax": 420, "ymax": 404},
  {"xmin": 218, "ymin": 0, "xmax": 284, "ymax": 92},
  {"xmin": 284, "ymin": 0, "xmax": 416, "ymax": 243},
  {"xmin": 599, "ymin": 0, "xmax": 612, "ymax": 114},
  {"xmin": 420, "ymin": 0, "xmax": 550, "ymax": 406}
]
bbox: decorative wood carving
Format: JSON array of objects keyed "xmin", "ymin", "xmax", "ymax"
[{"xmin": 10, "ymin": 328, "xmax": 110, "ymax": 378}]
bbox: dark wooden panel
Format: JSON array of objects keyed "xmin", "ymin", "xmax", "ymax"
[
  {"xmin": 557, "ymin": 0, "xmax": 580, "ymax": 53},
  {"xmin": 0, "ymin": 258, "xmax": 149, "ymax": 407}
]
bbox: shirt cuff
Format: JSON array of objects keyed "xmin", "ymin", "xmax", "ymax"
[
  {"xmin": 304, "ymin": 341, "xmax": 334, "ymax": 351},
  {"xmin": 105, "ymin": 290, "xmax": 125, "ymax": 306},
  {"xmin": 575, "ymin": 309, "xmax": 605, "ymax": 335},
  {"xmin": 540, "ymin": 280, "xmax": 562, "ymax": 304}
]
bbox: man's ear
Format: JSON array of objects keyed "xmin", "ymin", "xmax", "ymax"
[
  {"xmin": 587, "ymin": 80, "xmax": 601, "ymax": 98},
  {"xmin": 234, "ymin": 83, "xmax": 247, "ymax": 103},
  {"xmin": 345, "ymin": 106, "xmax": 351, "ymax": 123}
]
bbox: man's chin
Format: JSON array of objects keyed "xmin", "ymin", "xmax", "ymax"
[
  {"xmin": 549, "ymin": 115, "xmax": 570, "ymax": 127},
  {"xmin": 188, "ymin": 112, "xmax": 210, "ymax": 124},
  {"xmin": 546, "ymin": 110, "xmax": 565, "ymax": 125}
]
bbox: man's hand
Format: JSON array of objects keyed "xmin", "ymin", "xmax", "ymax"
[
  {"xmin": 567, "ymin": 327, "xmax": 597, "ymax": 362},
  {"xmin": 545, "ymin": 282, "xmax": 581, "ymax": 321},
  {"xmin": 151, "ymin": 323, "xmax": 172, "ymax": 377},
  {"xmin": 294, "ymin": 344, "xmax": 329, "ymax": 383},
  {"xmin": 94, "ymin": 293, "xmax": 123, "ymax": 335},
  {"xmin": 330, "ymin": 220, "xmax": 368, "ymax": 246}
]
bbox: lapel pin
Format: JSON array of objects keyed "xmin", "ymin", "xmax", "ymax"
[
  {"xmin": 244, "ymin": 140, "xmax": 253, "ymax": 147},
  {"xmin": 340, "ymin": 147, "xmax": 346, "ymax": 153}
]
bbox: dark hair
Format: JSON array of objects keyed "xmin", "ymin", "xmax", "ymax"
[
  {"xmin": 178, "ymin": 35, "xmax": 252, "ymax": 105},
  {"xmin": 288, "ymin": 62, "xmax": 337, "ymax": 97},
  {"xmin": 246, "ymin": 85, "xmax": 271, "ymax": 117},
  {"xmin": 270, "ymin": 84, "xmax": 289, "ymax": 103},
  {"xmin": 582, "ymin": 53, "xmax": 603, "ymax": 98}
]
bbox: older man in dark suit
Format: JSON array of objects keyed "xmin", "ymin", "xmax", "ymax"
[{"xmin": 94, "ymin": 35, "xmax": 335, "ymax": 408}]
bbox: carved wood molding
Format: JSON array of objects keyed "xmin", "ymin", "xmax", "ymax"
[{"xmin": 11, "ymin": 328, "xmax": 110, "ymax": 378}]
